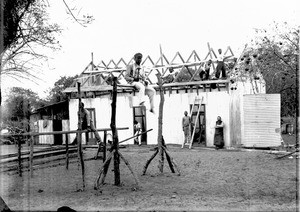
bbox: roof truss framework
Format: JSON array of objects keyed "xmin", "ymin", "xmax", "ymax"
[{"xmin": 67, "ymin": 45, "xmax": 235, "ymax": 90}]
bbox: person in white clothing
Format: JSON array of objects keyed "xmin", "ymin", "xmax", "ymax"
[
  {"xmin": 134, "ymin": 120, "xmax": 142, "ymax": 145},
  {"xmin": 125, "ymin": 53, "xmax": 155, "ymax": 113},
  {"xmin": 199, "ymin": 59, "xmax": 212, "ymax": 80},
  {"xmin": 215, "ymin": 49, "xmax": 233, "ymax": 79},
  {"xmin": 162, "ymin": 67, "xmax": 179, "ymax": 83}
]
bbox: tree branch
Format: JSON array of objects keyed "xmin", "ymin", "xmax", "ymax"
[{"xmin": 62, "ymin": 0, "xmax": 86, "ymax": 27}]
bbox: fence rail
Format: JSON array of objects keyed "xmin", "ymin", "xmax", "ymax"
[
  {"xmin": 0, "ymin": 127, "xmax": 129, "ymax": 137},
  {"xmin": 0, "ymin": 127, "xmax": 129, "ymax": 177}
]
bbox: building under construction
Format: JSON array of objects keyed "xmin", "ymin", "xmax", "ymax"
[{"xmin": 59, "ymin": 46, "xmax": 281, "ymax": 148}]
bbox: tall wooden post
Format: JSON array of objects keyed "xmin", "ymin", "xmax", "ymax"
[
  {"xmin": 17, "ymin": 137, "xmax": 22, "ymax": 177},
  {"xmin": 142, "ymin": 73, "xmax": 180, "ymax": 176},
  {"xmin": 94, "ymin": 78, "xmax": 140, "ymax": 189},
  {"xmin": 156, "ymin": 73, "xmax": 164, "ymax": 173},
  {"xmin": 65, "ymin": 133, "xmax": 69, "ymax": 169},
  {"xmin": 30, "ymin": 136, "xmax": 34, "ymax": 177},
  {"xmin": 103, "ymin": 130, "xmax": 107, "ymax": 162},
  {"xmin": 77, "ymin": 82, "xmax": 85, "ymax": 189},
  {"xmin": 111, "ymin": 77, "xmax": 120, "ymax": 185},
  {"xmin": 0, "ymin": 0, "xmax": 3, "ymax": 109}
]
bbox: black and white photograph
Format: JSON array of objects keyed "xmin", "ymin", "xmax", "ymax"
[{"xmin": 0, "ymin": 0, "xmax": 299, "ymax": 211}]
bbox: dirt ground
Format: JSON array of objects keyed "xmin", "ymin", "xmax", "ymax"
[{"xmin": 0, "ymin": 144, "xmax": 298, "ymax": 212}]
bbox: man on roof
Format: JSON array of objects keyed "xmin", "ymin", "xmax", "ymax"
[
  {"xmin": 214, "ymin": 48, "xmax": 233, "ymax": 79},
  {"xmin": 125, "ymin": 53, "xmax": 155, "ymax": 113},
  {"xmin": 199, "ymin": 59, "xmax": 212, "ymax": 80}
]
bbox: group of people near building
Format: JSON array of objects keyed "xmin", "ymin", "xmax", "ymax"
[
  {"xmin": 124, "ymin": 51, "xmax": 227, "ymax": 149},
  {"xmin": 182, "ymin": 111, "xmax": 224, "ymax": 150},
  {"xmin": 76, "ymin": 94, "xmax": 224, "ymax": 150},
  {"xmin": 133, "ymin": 112, "xmax": 224, "ymax": 149},
  {"xmin": 76, "ymin": 51, "xmax": 227, "ymax": 149}
]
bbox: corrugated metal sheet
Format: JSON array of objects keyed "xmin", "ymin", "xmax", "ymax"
[{"xmin": 242, "ymin": 94, "xmax": 281, "ymax": 147}]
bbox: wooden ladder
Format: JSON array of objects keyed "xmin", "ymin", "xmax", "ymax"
[{"xmin": 189, "ymin": 96, "xmax": 203, "ymax": 149}]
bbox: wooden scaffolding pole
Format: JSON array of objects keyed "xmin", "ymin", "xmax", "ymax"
[
  {"xmin": 157, "ymin": 73, "xmax": 164, "ymax": 173},
  {"xmin": 30, "ymin": 136, "xmax": 34, "ymax": 177},
  {"xmin": 17, "ymin": 136, "xmax": 22, "ymax": 177},
  {"xmin": 65, "ymin": 133, "xmax": 69, "ymax": 169},
  {"xmin": 94, "ymin": 77, "xmax": 140, "ymax": 189},
  {"xmin": 111, "ymin": 76, "xmax": 121, "ymax": 185},
  {"xmin": 77, "ymin": 82, "xmax": 85, "ymax": 190},
  {"xmin": 0, "ymin": 0, "xmax": 3, "ymax": 111},
  {"xmin": 142, "ymin": 72, "xmax": 180, "ymax": 176}
]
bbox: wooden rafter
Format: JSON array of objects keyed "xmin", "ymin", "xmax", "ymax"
[
  {"xmin": 186, "ymin": 50, "xmax": 201, "ymax": 63},
  {"xmin": 72, "ymin": 47, "xmax": 235, "ymax": 90},
  {"xmin": 116, "ymin": 58, "xmax": 128, "ymax": 68},
  {"xmin": 142, "ymin": 55, "xmax": 155, "ymax": 66},
  {"xmin": 107, "ymin": 59, "xmax": 118, "ymax": 69}
]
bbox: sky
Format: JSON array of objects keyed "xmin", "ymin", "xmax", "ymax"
[{"xmin": 1, "ymin": 0, "xmax": 299, "ymax": 99}]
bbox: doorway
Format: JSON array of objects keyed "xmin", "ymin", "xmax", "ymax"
[
  {"xmin": 53, "ymin": 120, "xmax": 62, "ymax": 145},
  {"xmin": 133, "ymin": 106, "xmax": 147, "ymax": 145},
  {"xmin": 190, "ymin": 104, "xmax": 206, "ymax": 146}
]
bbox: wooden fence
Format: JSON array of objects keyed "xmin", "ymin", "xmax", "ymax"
[{"xmin": 0, "ymin": 127, "xmax": 128, "ymax": 177}]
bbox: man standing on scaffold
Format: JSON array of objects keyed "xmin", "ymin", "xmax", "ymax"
[{"xmin": 125, "ymin": 53, "xmax": 155, "ymax": 113}]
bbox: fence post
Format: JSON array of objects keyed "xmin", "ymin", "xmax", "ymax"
[
  {"xmin": 103, "ymin": 131, "xmax": 107, "ymax": 162},
  {"xmin": 77, "ymin": 82, "xmax": 85, "ymax": 189},
  {"xmin": 18, "ymin": 137, "xmax": 22, "ymax": 177},
  {"xmin": 65, "ymin": 133, "xmax": 69, "ymax": 169},
  {"xmin": 30, "ymin": 135, "xmax": 34, "ymax": 177},
  {"xmin": 111, "ymin": 77, "xmax": 120, "ymax": 185}
]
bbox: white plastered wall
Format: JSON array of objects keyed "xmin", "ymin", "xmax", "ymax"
[
  {"xmin": 69, "ymin": 94, "xmax": 134, "ymax": 144},
  {"xmin": 69, "ymin": 89, "xmax": 230, "ymax": 147}
]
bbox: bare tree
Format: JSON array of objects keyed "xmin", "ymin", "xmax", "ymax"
[
  {"xmin": 0, "ymin": 0, "xmax": 93, "ymax": 105},
  {"xmin": 1, "ymin": 1, "xmax": 61, "ymax": 82}
]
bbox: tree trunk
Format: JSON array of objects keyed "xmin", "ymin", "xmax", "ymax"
[{"xmin": 111, "ymin": 77, "xmax": 120, "ymax": 186}]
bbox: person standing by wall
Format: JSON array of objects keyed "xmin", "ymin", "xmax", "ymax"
[
  {"xmin": 72, "ymin": 102, "xmax": 102, "ymax": 145},
  {"xmin": 182, "ymin": 111, "xmax": 191, "ymax": 147},
  {"xmin": 134, "ymin": 120, "xmax": 142, "ymax": 146},
  {"xmin": 214, "ymin": 116, "xmax": 224, "ymax": 150}
]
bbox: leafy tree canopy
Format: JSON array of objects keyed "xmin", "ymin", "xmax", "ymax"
[
  {"xmin": 234, "ymin": 22, "xmax": 299, "ymax": 117},
  {"xmin": 2, "ymin": 87, "xmax": 46, "ymax": 122},
  {"xmin": 47, "ymin": 75, "xmax": 78, "ymax": 103}
]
